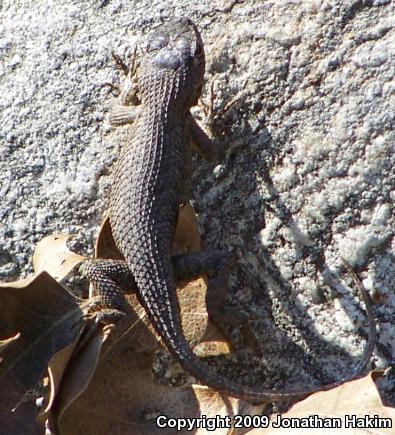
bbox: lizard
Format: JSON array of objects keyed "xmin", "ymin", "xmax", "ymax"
[{"xmin": 81, "ymin": 18, "xmax": 375, "ymax": 402}]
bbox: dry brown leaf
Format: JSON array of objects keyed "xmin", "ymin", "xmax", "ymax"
[
  {"xmin": 48, "ymin": 325, "xmax": 112, "ymax": 433},
  {"xmin": 33, "ymin": 234, "xmax": 86, "ymax": 280},
  {"xmin": 38, "ymin": 330, "xmax": 87, "ymax": 426},
  {"xmin": 172, "ymin": 202, "xmax": 202, "ymax": 254},
  {"xmin": 56, "ymin": 291, "xmax": 263, "ymax": 435},
  {"xmin": 191, "ymin": 388, "xmax": 266, "ymax": 435},
  {"xmin": 178, "ymin": 277, "xmax": 230, "ymax": 352},
  {"xmin": 248, "ymin": 371, "xmax": 395, "ymax": 434},
  {"xmin": 0, "ymin": 272, "xmax": 84, "ymax": 434},
  {"xmin": 53, "ymin": 203, "xmax": 263, "ymax": 434},
  {"xmin": 95, "ymin": 212, "xmax": 123, "ymax": 261},
  {"xmin": 0, "ymin": 333, "xmax": 20, "ymax": 355}
]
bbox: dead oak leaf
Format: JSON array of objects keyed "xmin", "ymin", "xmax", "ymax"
[
  {"xmin": 33, "ymin": 234, "xmax": 85, "ymax": 281},
  {"xmin": 0, "ymin": 272, "xmax": 84, "ymax": 434},
  {"xmin": 0, "ymin": 333, "xmax": 20, "ymax": 355},
  {"xmin": 248, "ymin": 371, "xmax": 395, "ymax": 434},
  {"xmin": 53, "ymin": 203, "xmax": 264, "ymax": 434},
  {"xmin": 55, "ymin": 289, "xmax": 263, "ymax": 435}
]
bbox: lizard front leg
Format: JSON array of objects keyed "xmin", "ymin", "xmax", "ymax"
[
  {"xmin": 108, "ymin": 49, "xmax": 142, "ymax": 127},
  {"xmin": 187, "ymin": 113, "xmax": 224, "ymax": 161}
]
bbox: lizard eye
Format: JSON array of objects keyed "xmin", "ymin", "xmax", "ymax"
[
  {"xmin": 176, "ymin": 37, "xmax": 191, "ymax": 55},
  {"xmin": 147, "ymin": 32, "xmax": 168, "ymax": 52}
]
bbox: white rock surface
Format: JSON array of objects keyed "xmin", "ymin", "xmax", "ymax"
[{"xmin": 1, "ymin": 0, "xmax": 394, "ymax": 399}]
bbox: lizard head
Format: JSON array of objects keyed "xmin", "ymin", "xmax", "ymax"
[{"xmin": 138, "ymin": 18, "xmax": 205, "ymax": 109}]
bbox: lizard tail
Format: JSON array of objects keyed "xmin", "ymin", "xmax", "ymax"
[{"xmin": 135, "ymin": 259, "xmax": 375, "ymax": 402}]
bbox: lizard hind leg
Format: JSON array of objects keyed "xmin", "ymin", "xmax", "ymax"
[
  {"xmin": 172, "ymin": 250, "xmax": 248, "ymax": 337},
  {"xmin": 80, "ymin": 258, "xmax": 136, "ymax": 324}
]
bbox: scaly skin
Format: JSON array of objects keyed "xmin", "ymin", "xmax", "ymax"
[{"xmin": 83, "ymin": 19, "xmax": 375, "ymax": 402}]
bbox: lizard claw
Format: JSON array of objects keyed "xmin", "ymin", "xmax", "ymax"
[{"xmin": 112, "ymin": 51, "xmax": 129, "ymax": 76}]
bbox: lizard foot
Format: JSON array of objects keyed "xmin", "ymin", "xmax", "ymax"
[
  {"xmin": 93, "ymin": 308, "xmax": 127, "ymax": 325},
  {"xmin": 82, "ymin": 299, "xmax": 127, "ymax": 325}
]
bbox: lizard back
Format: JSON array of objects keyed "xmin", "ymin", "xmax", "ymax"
[{"xmin": 110, "ymin": 19, "xmax": 204, "ymax": 355}]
